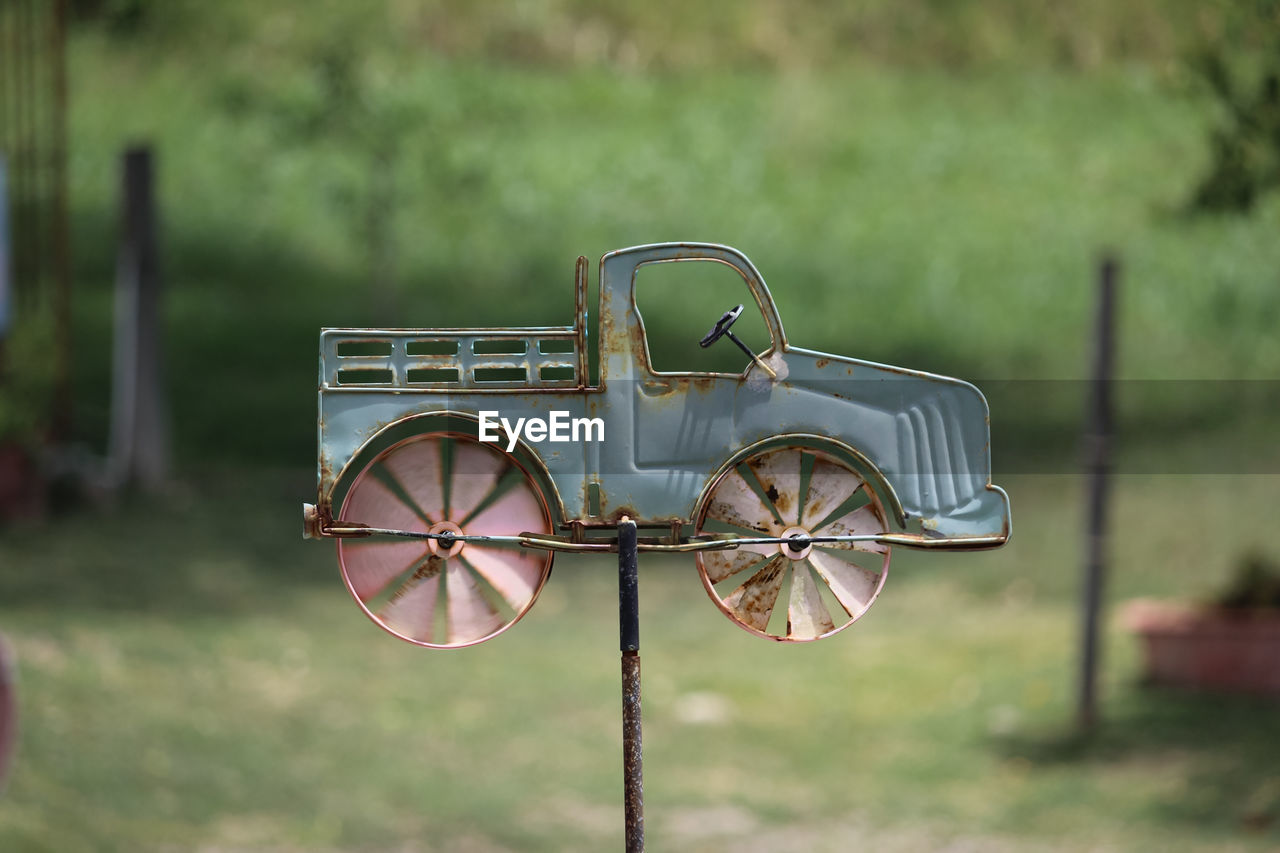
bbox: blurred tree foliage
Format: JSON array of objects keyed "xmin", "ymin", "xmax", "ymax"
[
  {"xmin": 263, "ymin": 45, "xmax": 418, "ymax": 310},
  {"xmin": 65, "ymin": 0, "xmax": 1276, "ymax": 72},
  {"xmin": 56, "ymin": 0, "xmax": 1280, "ymax": 464},
  {"xmin": 1185, "ymin": 1, "xmax": 1280, "ymax": 213}
]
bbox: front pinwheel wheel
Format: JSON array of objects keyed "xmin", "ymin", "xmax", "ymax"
[
  {"xmin": 694, "ymin": 446, "xmax": 891, "ymax": 642},
  {"xmin": 336, "ymin": 433, "xmax": 555, "ymax": 648}
]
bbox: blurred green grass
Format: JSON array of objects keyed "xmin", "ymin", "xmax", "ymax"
[{"xmin": 1, "ymin": 470, "xmax": 1279, "ymax": 850}]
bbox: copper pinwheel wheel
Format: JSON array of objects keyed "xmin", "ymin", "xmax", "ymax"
[{"xmin": 337, "ymin": 434, "xmax": 554, "ymax": 648}]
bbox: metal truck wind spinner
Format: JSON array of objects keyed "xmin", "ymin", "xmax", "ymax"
[{"xmin": 303, "ymin": 242, "xmax": 1011, "ymax": 647}]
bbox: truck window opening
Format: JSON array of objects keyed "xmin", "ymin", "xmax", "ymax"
[{"xmin": 634, "ymin": 261, "xmax": 771, "ymax": 374}]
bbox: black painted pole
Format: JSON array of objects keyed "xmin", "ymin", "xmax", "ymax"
[{"xmin": 618, "ymin": 518, "xmax": 643, "ymax": 852}]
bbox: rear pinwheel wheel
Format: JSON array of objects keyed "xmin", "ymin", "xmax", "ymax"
[{"xmin": 336, "ymin": 433, "xmax": 554, "ymax": 648}]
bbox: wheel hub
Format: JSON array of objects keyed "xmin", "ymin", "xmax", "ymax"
[
  {"xmin": 427, "ymin": 520, "xmax": 465, "ymax": 557},
  {"xmin": 778, "ymin": 525, "xmax": 812, "ymax": 560}
]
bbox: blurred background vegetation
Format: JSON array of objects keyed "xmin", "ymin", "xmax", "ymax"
[
  {"xmin": 2, "ymin": 1, "xmax": 1279, "ymax": 850},
  {"xmin": 54, "ymin": 0, "xmax": 1280, "ymax": 465}
]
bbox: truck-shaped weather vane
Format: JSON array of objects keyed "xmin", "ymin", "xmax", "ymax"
[{"xmin": 303, "ymin": 243, "xmax": 1011, "ymax": 647}]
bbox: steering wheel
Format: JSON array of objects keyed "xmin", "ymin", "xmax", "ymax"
[{"xmin": 699, "ymin": 304, "xmax": 743, "ymax": 348}]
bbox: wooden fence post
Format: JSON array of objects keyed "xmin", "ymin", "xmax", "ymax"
[{"xmin": 109, "ymin": 145, "xmax": 168, "ymax": 490}]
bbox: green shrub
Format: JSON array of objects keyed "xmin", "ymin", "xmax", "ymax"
[{"xmin": 0, "ymin": 305, "xmax": 57, "ymax": 448}]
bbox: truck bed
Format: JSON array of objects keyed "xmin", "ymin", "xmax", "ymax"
[{"xmin": 320, "ymin": 326, "xmax": 586, "ymax": 392}]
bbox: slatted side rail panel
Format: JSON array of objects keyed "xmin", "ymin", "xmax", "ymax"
[{"xmin": 321, "ymin": 328, "xmax": 581, "ymax": 390}]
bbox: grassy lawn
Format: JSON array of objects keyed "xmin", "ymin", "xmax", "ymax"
[{"xmin": 1, "ymin": 468, "xmax": 1277, "ymax": 851}]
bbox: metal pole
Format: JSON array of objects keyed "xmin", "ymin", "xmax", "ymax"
[
  {"xmin": 618, "ymin": 518, "xmax": 643, "ymax": 852},
  {"xmin": 1077, "ymin": 255, "xmax": 1118, "ymax": 731}
]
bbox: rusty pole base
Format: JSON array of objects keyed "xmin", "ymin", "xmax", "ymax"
[
  {"xmin": 621, "ymin": 649, "xmax": 643, "ymax": 851},
  {"xmin": 618, "ymin": 519, "xmax": 644, "ymax": 852}
]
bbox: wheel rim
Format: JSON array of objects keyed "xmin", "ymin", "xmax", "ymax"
[
  {"xmin": 337, "ymin": 433, "xmax": 554, "ymax": 648},
  {"xmin": 695, "ymin": 446, "xmax": 891, "ymax": 642}
]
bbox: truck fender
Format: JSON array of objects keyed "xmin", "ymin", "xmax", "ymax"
[
  {"xmin": 325, "ymin": 410, "xmax": 568, "ymax": 530},
  {"xmin": 692, "ymin": 433, "xmax": 907, "ymax": 531}
]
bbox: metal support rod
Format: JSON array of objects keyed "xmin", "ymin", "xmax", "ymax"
[
  {"xmin": 1077, "ymin": 255, "xmax": 1118, "ymax": 731},
  {"xmin": 723, "ymin": 329, "xmax": 777, "ymax": 378},
  {"xmin": 618, "ymin": 518, "xmax": 643, "ymax": 852}
]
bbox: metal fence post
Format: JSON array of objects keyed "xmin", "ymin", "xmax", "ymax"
[{"xmin": 1078, "ymin": 254, "xmax": 1118, "ymax": 731}]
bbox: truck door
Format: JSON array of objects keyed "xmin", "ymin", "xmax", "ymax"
[
  {"xmin": 630, "ymin": 259, "xmax": 778, "ymax": 469},
  {"xmin": 595, "ymin": 244, "xmax": 786, "ymax": 520}
]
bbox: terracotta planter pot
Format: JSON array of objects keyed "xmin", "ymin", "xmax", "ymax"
[{"xmin": 1122, "ymin": 599, "xmax": 1280, "ymax": 695}]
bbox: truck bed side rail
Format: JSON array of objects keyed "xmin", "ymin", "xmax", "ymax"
[{"xmin": 320, "ymin": 327, "xmax": 582, "ymax": 391}]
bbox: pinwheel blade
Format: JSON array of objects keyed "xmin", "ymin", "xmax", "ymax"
[
  {"xmin": 465, "ymin": 481, "xmax": 547, "ymax": 537},
  {"xmin": 814, "ymin": 505, "xmax": 889, "ymax": 553},
  {"xmin": 379, "ymin": 568, "xmax": 441, "ymax": 642},
  {"xmin": 801, "ymin": 458, "xmax": 864, "ymax": 529},
  {"xmin": 445, "ymin": 562, "xmax": 506, "ymax": 645},
  {"xmin": 787, "ymin": 561, "xmax": 836, "ymax": 640},
  {"xmin": 340, "ymin": 473, "xmax": 429, "ymax": 533},
  {"xmin": 723, "ymin": 555, "xmax": 788, "ymax": 633},
  {"xmin": 381, "ymin": 437, "xmax": 445, "ymax": 523},
  {"xmin": 807, "ymin": 549, "xmax": 882, "ymax": 618},
  {"xmin": 340, "ymin": 539, "xmax": 430, "ymax": 601},
  {"xmin": 462, "ymin": 546, "xmax": 544, "ymax": 611},
  {"xmin": 449, "ymin": 440, "xmax": 509, "ymax": 523},
  {"xmin": 702, "ymin": 548, "xmax": 769, "ymax": 584},
  {"xmin": 746, "ymin": 448, "xmax": 802, "ymax": 526},
  {"xmin": 705, "ymin": 468, "xmax": 776, "ymax": 533}
]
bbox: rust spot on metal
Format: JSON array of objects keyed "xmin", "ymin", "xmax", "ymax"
[
  {"xmin": 409, "ymin": 555, "xmax": 445, "ymax": 582},
  {"xmin": 563, "ymin": 519, "xmax": 586, "ymax": 544},
  {"xmin": 724, "ymin": 555, "xmax": 787, "ymax": 631},
  {"xmin": 302, "ymin": 503, "xmax": 323, "ymax": 539},
  {"xmin": 607, "ymin": 505, "xmax": 641, "ymax": 523},
  {"xmin": 815, "ymin": 357, "xmax": 830, "ymax": 368},
  {"xmin": 574, "ymin": 255, "xmax": 589, "ymax": 387},
  {"xmin": 362, "ymin": 418, "xmax": 396, "ymax": 442}
]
